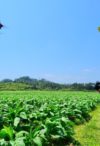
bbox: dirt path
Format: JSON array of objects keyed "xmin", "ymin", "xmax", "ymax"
[{"xmin": 74, "ymin": 106, "xmax": 100, "ymax": 146}]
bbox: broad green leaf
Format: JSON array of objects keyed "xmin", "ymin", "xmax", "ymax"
[
  {"xmin": 14, "ymin": 138, "xmax": 25, "ymax": 146},
  {"xmin": 0, "ymin": 139, "xmax": 7, "ymax": 145},
  {"xmin": 61, "ymin": 117, "xmax": 67, "ymax": 123},
  {"xmin": 51, "ymin": 134, "xmax": 60, "ymax": 140},
  {"xmin": 16, "ymin": 131, "xmax": 28, "ymax": 138},
  {"xmin": 14, "ymin": 117, "xmax": 20, "ymax": 127},
  {"xmin": 20, "ymin": 112, "xmax": 27, "ymax": 119},
  {"xmin": 33, "ymin": 136, "xmax": 42, "ymax": 146},
  {"xmin": 0, "ymin": 126, "xmax": 14, "ymax": 140}
]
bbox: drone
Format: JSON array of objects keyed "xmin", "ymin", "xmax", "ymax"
[{"xmin": 0, "ymin": 22, "xmax": 4, "ymax": 29}]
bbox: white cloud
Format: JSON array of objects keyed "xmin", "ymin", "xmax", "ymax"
[{"xmin": 81, "ymin": 67, "xmax": 97, "ymax": 73}]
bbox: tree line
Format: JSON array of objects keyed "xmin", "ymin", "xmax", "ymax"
[{"xmin": 0, "ymin": 76, "xmax": 95, "ymax": 91}]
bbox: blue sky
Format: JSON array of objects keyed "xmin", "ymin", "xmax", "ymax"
[{"xmin": 0, "ymin": 0, "xmax": 100, "ymax": 83}]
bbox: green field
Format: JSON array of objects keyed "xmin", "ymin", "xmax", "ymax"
[{"xmin": 0, "ymin": 91, "xmax": 100, "ymax": 146}]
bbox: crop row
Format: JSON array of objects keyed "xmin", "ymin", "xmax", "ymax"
[{"xmin": 0, "ymin": 91, "xmax": 100, "ymax": 146}]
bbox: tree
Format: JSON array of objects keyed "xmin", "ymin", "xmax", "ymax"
[
  {"xmin": 1, "ymin": 79, "xmax": 13, "ymax": 83},
  {"xmin": 97, "ymin": 26, "xmax": 100, "ymax": 32},
  {"xmin": 14, "ymin": 76, "xmax": 33, "ymax": 84}
]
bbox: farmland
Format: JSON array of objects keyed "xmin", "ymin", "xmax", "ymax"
[{"xmin": 0, "ymin": 91, "xmax": 100, "ymax": 146}]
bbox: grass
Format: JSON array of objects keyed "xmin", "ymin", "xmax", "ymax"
[{"xmin": 75, "ymin": 105, "xmax": 100, "ymax": 146}]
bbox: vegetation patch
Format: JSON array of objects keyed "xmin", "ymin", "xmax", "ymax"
[
  {"xmin": 0, "ymin": 91, "xmax": 100, "ymax": 145},
  {"xmin": 75, "ymin": 105, "xmax": 100, "ymax": 146}
]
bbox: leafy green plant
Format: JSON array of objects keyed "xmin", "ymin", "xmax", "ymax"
[{"xmin": 0, "ymin": 91, "xmax": 100, "ymax": 145}]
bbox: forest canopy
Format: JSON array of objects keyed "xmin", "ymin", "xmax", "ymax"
[{"xmin": 0, "ymin": 76, "xmax": 95, "ymax": 91}]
